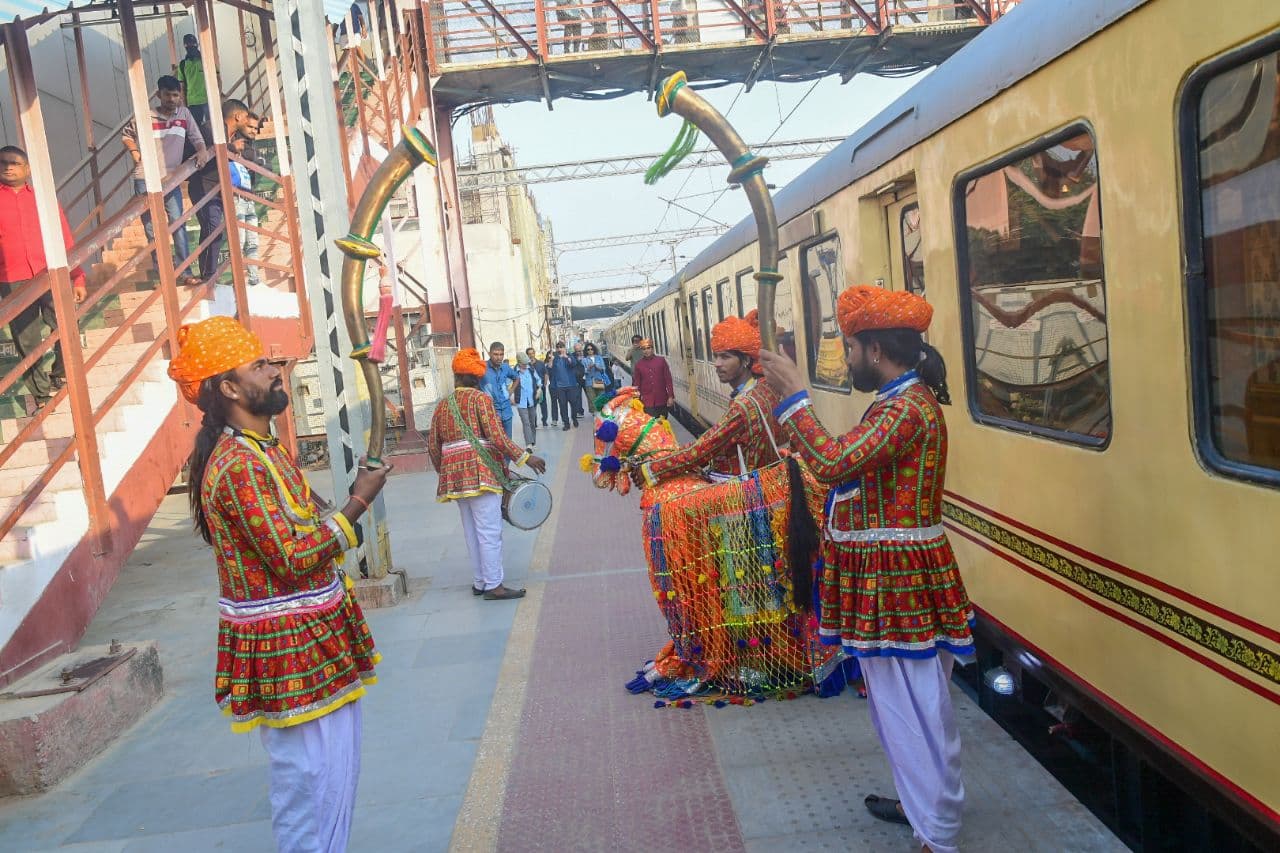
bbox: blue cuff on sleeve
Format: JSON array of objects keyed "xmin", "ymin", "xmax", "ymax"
[{"xmin": 773, "ymin": 390, "xmax": 811, "ymax": 421}]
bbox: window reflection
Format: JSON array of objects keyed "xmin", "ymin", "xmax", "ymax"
[
  {"xmin": 901, "ymin": 204, "xmax": 926, "ymax": 298},
  {"xmin": 960, "ymin": 130, "xmax": 1111, "ymax": 441},
  {"xmin": 1196, "ymin": 50, "xmax": 1280, "ymax": 471},
  {"xmin": 801, "ymin": 235, "xmax": 851, "ymax": 391}
]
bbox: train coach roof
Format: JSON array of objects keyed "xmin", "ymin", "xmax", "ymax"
[{"xmin": 665, "ymin": 0, "xmax": 1151, "ymax": 296}]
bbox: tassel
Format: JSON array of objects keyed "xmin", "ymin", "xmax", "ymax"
[
  {"xmin": 644, "ymin": 119, "xmax": 699, "ymax": 186},
  {"xmin": 368, "ymin": 290, "xmax": 394, "ymax": 363}
]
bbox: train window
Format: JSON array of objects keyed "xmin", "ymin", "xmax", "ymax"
[
  {"xmin": 689, "ymin": 294, "xmax": 703, "ymax": 361},
  {"xmin": 1184, "ymin": 44, "xmax": 1280, "ymax": 481},
  {"xmin": 901, "ymin": 204, "xmax": 926, "ymax": 298},
  {"xmin": 736, "ymin": 268, "xmax": 756, "ymax": 314},
  {"xmin": 660, "ymin": 314, "xmax": 669, "ymax": 355},
  {"xmin": 800, "ymin": 234, "xmax": 852, "ymax": 392},
  {"xmin": 956, "ymin": 126, "xmax": 1110, "ymax": 445},
  {"xmin": 716, "ymin": 278, "xmax": 729, "ymax": 321},
  {"xmin": 701, "ymin": 287, "xmax": 713, "ymax": 360}
]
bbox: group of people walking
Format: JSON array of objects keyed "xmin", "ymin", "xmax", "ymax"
[
  {"xmin": 475, "ymin": 337, "xmax": 632, "ymax": 447},
  {"xmin": 172, "ymin": 280, "xmax": 970, "ymax": 853}
]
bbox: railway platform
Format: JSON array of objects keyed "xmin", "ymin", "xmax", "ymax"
[{"xmin": 0, "ymin": 421, "xmax": 1123, "ymax": 852}]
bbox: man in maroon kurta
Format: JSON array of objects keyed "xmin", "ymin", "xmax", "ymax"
[{"xmin": 632, "ymin": 338, "xmax": 674, "ymax": 418}]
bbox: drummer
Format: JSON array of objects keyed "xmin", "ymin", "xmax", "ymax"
[{"xmin": 428, "ymin": 348, "xmax": 547, "ymax": 600}]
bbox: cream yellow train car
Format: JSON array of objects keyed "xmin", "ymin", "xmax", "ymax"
[{"xmin": 607, "ymin": 0, "xmax": 1280, "ymax": 846}]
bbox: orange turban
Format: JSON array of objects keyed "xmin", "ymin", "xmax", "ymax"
[
  {"xmin": 452, "ymin": 347, "xmax": 487, "ymax": 377},
  {"xmin": 836, "ymin": 285, "xmax": 932, "ymax": 337},
  {"xmin": 167, "ymin": 315, "xmax": 264, "ymax": 404},
  {"xmin": 710, "ymin": 315, "xmax": 761, "ymax": 362}
]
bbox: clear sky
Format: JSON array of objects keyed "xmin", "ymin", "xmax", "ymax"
[{"xmin": 461, "ymin": 71, "xmax": 926, "ymax": 294}]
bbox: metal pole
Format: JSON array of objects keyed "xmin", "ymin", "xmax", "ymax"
[
  {"xmin": 274, "ymin": 0, "xmax": 392, "ymax": 579},
  {"xmin": 119, "ymin": 0, "xmax": 182, "ymax": 359},
  {"xmin": 259, "ymin": 13, "xmax": 313, "ymax": 338},
  {"xmin": 194, "ymin": 0, "xmax": 250, "ymax": 323},
  {"xmin": 71, "ymin": 12, "xmax": 103, "ymax": 236},
  {"xmin": 4, "ymin": 23, "xmax": 110, "ymax": 551}
]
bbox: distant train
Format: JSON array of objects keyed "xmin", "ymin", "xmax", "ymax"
[{"xmin": 604, "ymin": 1, "xmax": 1280, "ymax": 847}]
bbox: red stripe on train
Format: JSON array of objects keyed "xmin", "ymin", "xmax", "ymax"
[
  {"xmin": 946, "ymin": 523, "xmax": 1280, "ymax": 707},
  {"xmin": 944, "ymin": 490, "xmax": 1280, "ymax": 645}
]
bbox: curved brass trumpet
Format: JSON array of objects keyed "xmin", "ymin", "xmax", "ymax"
[
  {"xmin": 655, "ymin": 72, "xmax": 783, "ymax": 352},
  {"xmin": 335, "ymin": 126, "xmax": 438, "ymax": 467}
]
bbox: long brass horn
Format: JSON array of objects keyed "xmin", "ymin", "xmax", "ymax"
[
  {"xmin": 335, "ymin": 126, "xmax": 438, "ymax": 467},
  {"xmin": 655, "ymin": 72, "xmax": 782, "ymax": 352}
]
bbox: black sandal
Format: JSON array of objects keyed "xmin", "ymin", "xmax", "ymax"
[
  {"xmin": 472, "ymin": 585, "xmax": 485, "ymax": 596},
  {"xmin": 864, "ymin": 794, "xmax": 909, "ymax": 826}
]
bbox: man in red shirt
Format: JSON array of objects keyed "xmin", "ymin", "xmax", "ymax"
[
  {"xmin": 0, "ymin": 146, "xmax": 86, "ymax": 410},
  {"xmin": 632, "ymin": 338, "xmax": 674, "ymax": 419}
]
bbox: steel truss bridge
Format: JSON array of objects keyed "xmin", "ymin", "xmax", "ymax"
[
  {"xmin": 457, "ymin": 135, "xmax": 844, "ymax": 189},
  {"xmin": 423, "ymin": 1, "xmax": 1021, "ymax": 109}
]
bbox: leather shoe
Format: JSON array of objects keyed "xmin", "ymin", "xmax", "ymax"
[{"xmin": 483, "ymin": 584, "xmax": 526, "ymax": 601}]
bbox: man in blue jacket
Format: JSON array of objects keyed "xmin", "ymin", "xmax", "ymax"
[
  {"xmin": 549, "ymin": 341, "xmax": 580, "ymax": 430},
  {"xmin": 482, "ymin": 341, "xmax": 518, "ymax": 438}
]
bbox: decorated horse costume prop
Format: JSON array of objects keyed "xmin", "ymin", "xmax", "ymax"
[{"xmin": 585, "ymin": 390, "xmax": 851, "ymax": 704}]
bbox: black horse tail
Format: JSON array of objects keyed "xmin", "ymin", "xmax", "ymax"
[{"xmin": 785, "ymin": 455, "xmax": 820, "ymax": 611}]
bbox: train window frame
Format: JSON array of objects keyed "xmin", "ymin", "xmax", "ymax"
[
  {"xmin": 689, "ymin": 293, "xmax": 703, "ymax": 361},
  {"xmin": 799, "ymin": 231, "xmax": 854, "ymax": 394},
  {"xmin": 952, "ymin": 121, "xmax": 1112, "ymax": 449},
  {"xmin": 716, "ymin": 278, "xmax": 729, "ymax": 322},
  {"xmin": 1180, "ymin": 33, "xmax": 1280, "ymax": 488},
  {"xmin": 735, "ymin": 267, "xmax": 755, "ymax": 315}
]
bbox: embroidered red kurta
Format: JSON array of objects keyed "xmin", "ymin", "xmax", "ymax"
[
  {"xmin": 203, "ymin": 430, "xmax": 377, "ymax": 732},
  {"xmin": 644, "ymin": 378, "xmax": 784, "ymax": 480},
  {"xmin": 777, "ymin": 380, "xmax": 974, "ymax": 658},
  {"xmin": 428, "ymin": 386, "xmax": 530, "ymax": 501}
]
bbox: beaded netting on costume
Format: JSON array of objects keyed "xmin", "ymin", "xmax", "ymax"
[{"xmin": 584, "ymin": 390, "xmax": 850, "ymax": 705}]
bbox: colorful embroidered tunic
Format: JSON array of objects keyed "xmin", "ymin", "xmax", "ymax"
[
  {"xmin": 202, "ymin": 429, "xmax": 377, "ymax": 732},
  {"xmin": 428, "ymin": 387, "xmax": 531, "ymax": 501},
  {"xmin": 774, "ymin": 372, "xmax": 974, "ymax": 659},
  {"xmin": 642, "ymin": 378, "xmax": 785, "ymax": 482}
]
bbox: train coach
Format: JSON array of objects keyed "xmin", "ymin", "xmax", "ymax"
[{"xmin": 604, "ymin": 0, "xmax": 1280, "ymax": 848}]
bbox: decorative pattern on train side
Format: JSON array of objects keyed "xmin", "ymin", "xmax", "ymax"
[{"xmin": 942, "ymin": 501, "xmax": 1280, "ymax": 691}]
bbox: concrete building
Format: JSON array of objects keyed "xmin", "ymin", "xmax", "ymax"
[{"xmin": 457, "ymin": 110, "xmax": 556, "ymax": 355}]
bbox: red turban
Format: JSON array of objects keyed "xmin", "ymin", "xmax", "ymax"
[
  {"xmin": 452, "ymin": 348, "xmax": 487, "ymax": 377},
  {"xmin": 167, "ymin": 315, "xmax": 264, "ymax": 404},
  {"xmin": 836, "ymin": 285, "xmax": 932, "ymax": 337}
]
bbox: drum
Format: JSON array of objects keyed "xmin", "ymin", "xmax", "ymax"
[{"xmin": 502, "ymin": 478, "xmax": 553, "ymax": 530}]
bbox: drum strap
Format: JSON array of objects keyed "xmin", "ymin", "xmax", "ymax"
[{"xmin": 448, "ymin": 392, "xmax": 515, "ymax": 491}]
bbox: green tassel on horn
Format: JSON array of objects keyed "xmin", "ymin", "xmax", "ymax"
[{"xmin": 644, "ymin": 119, "xmax": 699, "ymax": 186}]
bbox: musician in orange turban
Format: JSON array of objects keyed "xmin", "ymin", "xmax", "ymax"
[
  {"xmin": 636, "ymin": 311, "xmax": 784, "ymax": 488},
  {"xmin": 429, "ymin": 346, "xmax": 546, "ymax": 600},
  {"xmin": 760, "ymin": 285, "xmax": 971, "ymax": 851},
  {"xmin": 169, "ymin": 314, "xmax": 389, "ymax": 851}
]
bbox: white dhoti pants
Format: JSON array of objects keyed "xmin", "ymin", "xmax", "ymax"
[
  {"xmin": 861, "ymin": 652, "xmax": 963, "ymax": 853},
  {"xmin": 457, "ymin": 491, "xmax": 505, "ymax": 590},
  {"xmin": 259, "ymin": 699, "xmax": 362, "ymax": 853}
]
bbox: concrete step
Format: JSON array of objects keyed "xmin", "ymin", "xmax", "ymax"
[
  {"xmin": 84, "ymin": 323, "xmax": 160, "ymax": 348},
  {"xmin": 3, "ymin": 436, "xmax": 72, "ymax": 470},
  {"xmin": 0, "ymin": 458, "xmax": 81, "ymax": 499},
  {"xmin": 91, "ymin": 341, "xmax": 159, "ymax": 368},
  {"xmin": 0, "ymin": 491, "xmax": 57, "ymax": 526},
  {"xmin": 0, "ymin": 525, "xmax": 34, "ymax": 562}
]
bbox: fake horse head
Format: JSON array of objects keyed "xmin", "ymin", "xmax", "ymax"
[{"xmin": 580, "ymin": 387, "xmax": 682, "ymax": 499}]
